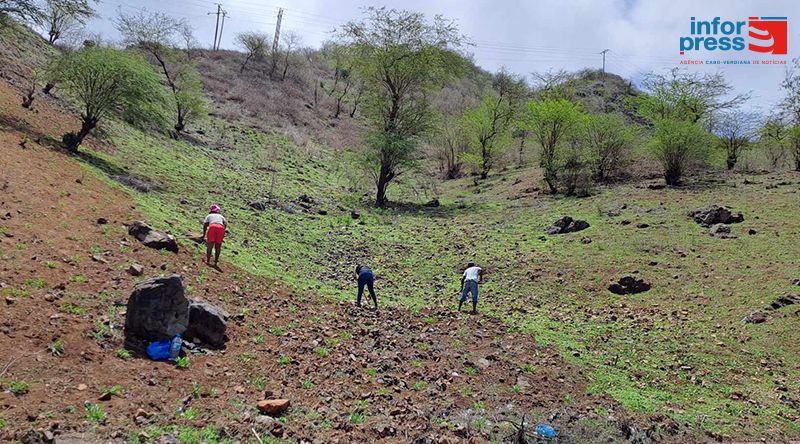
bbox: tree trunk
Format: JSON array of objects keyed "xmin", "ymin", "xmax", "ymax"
[
  {"xmin": 62, "ymin": 117, "xmax": 97, "ymax": 153},
  {"xmin": 375, "ymin": 171, "xmax": 390, "ymax": 207},
  {"xmin": 726, "ymin": 156, "xmax": 736, "ymax": 170},
  {"xmin": 664, "ymin": 166, "xmax": 681, "ymax": 186},
  {"xmin": 43, "ymin": 82, "xmax": 55, "ymax": 95}
]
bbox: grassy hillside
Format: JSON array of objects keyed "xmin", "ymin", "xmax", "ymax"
[{"xmin": 2, "ymin": 19, "xmax": 800, "ymax": 441}]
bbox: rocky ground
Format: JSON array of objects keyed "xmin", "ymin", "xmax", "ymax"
[{"xmin": 0, "ymin": 80, "xmax": 676, "ymax": 444}]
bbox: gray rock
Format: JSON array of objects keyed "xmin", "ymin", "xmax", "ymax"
[
  {"xmin": 688, "ymin": 205, "xmax": 744, "ymax": 226},
  {"xmin": 742, "ymin": 311, "xmax": 767, "ymax": 324},
  {"xmin": 125, "ymin": 274, "xmax": 188, "ymax": 341},
  {"xmin": 184, "ymin": 300, "xmax": 229, "ymax": 348},
  {"xmin": 127, "ymin": 264, "xmax": 144, "ymax": 276},
  {"xmin": 127, "ymin": 221, "xmax": 178, "ymax": 253},
  {"xmin": 709, "ymin": 223, "xmax": 731, "ymax": 236},
  {"xmin": 544, "ymin": 216, "xmax": 590, "ymax": 235}
]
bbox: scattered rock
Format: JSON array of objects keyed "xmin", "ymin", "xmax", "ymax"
[
  {"xmin": 127, "ymin": 221, "xmax": 178, "ymax": 253},
  {"xmin": 350, "ymin": 210, "xmax": 360, "ymax": 219},
  {"xmin": 748, "ymin": 229, "xmax": 757, "ymax": 235},
  {"xmin": 475, "ymin": 358, "xmax": 491, "ymax": 371},
  {"xmin": 317, "ymin": 210, "xmax": 328, "ymax": 216},
  {"xmin": 124, "ymin": 275, "xmax": 189, "ymax": 341},
  {"xmin": 709, "ymin": 223, "xmax": 735, "ymax": 238},
  {"xmin": 96, "ymin": 218, "xmax": 108, "ymax": 225},
  {"xmin": 248, "ymin": 201, "xmax": 267, "ymax": 211},
  {"xmin": 544, "ymin": 216, "xmax": 590, "ymax": 235},
  {"xmin": 619, "ymin": 220, "xmax": 631, "ymax": 226},
  {"xmin": 636, "ymin": 223, "xmax": 649, "ymax": 229},
  {"xmin": 608, "ymin": 275, "xmax": 651, "ymax": 295},
  {"xmin": 91, "ymin": 254, "xmax": 107, "ymax": 264},
  {"xmin": 184, "ymin": 300, "xmax": 229, "ymax": 348},
  {"xmin": 5, "ymin": 297, "xmax": 15, "ymax": 305},
  {"xmin": 185, "ymin": 233, "xmax": 204, "ymax": 244},
  {"xmin": 127, "ymin": 264, "xmax": 144, "ymax": 277},
  {"xmin": 688, "ymin": 205, "xmax": 744, "ymax": 227},
  {"xmin": 742, "ymin": 311, "xmax": 768, "ymax": 324},
  {"xmin": 77, "ymin": 384, "xmax": 87, "ymax": 391},
  {"xmin": 768, "ymin": 294, "xmax": 800, "ymax": 310},
  {"xmin": 112, "ymin": 175, "xmax": 155, "ymax": 193},
  {"xmin": 257, "ymin": 399, "xmax": 290, "ymax": 416},
  {"xmin": 647, "ymin": 183, "xmax": 666, "ymax": 190},
  {"xmin": 792, "ymin": 279, "xmax": 800, "ymax": 286},
  {"xmin": 423, "ymin": 198, "xmax": 440, "ymax": 208},
  {"xmin": 580, "ymin": 237, "xmax": 592, "ymax": 244}
]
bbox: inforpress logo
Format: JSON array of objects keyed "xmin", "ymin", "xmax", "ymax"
[{"xmin": 679, "ymin": 16, "xmax": 788, "ymax": 55}]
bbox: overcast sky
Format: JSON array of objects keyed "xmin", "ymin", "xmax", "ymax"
[{"xmin": 84, "ymin": 0, "xmax": 798, "ymax": 112}]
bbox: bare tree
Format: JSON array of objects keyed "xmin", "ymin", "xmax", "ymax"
[
  {"xmin": 39, "ymin": 0, "xmax": 95, "ymax": 44},
  {"xmin": 0, "ymin": 0, "xmax": 41, "ymax": 24},
  {"xmin": 759, "ymin": 117, "xmax": 789, "ymax": 170},
  {"xmin": 279, "ymin": 30, "xmax": 302, "ymax": 81},
  {"xmin": 235, "ymin": 31, "xmax": 269, "ymax": 73},
  {"xmin": 714, "ymin": 110, "xmax": 760, "ymax": 170}
]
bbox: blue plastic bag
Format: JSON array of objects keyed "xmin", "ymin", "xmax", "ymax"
[
  {"xmin": 146, "ymin": 340, "xmax": 172, "ymax": 361},
  {"xmin": 536, "ymin": 423, "xmax": 557, "ymax": 438}
]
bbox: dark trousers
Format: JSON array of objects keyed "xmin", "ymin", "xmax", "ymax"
[{"xmin": 357, "ymin": 272, "xmax": 376, "ymax": 306}]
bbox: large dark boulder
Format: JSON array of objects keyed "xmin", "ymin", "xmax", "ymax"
[
  {"xmin": 184, "ymin": 300, "xmax": 229, "ymax": 348},
  {"xmin": 688, "ymin": 205, "xmax": 744, "ymax": 227},
  {"xmin": 128, "ymin": 221, "xmax": 179, "ymax": 253},
  {"xmin": 125, "ymin": 274, "xmax": 188, "ymax": 341},
  {"xmin": 608, "ymin": 275, "xmax": 651, "ymax": 295},
  {"xmin": 544, "ymin": 216, "xmax": 590, "ymax": 235}
]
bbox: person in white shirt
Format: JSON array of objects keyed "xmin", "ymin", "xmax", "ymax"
[
  {"xmin": 202, "ymin": 204, "xmax": 227, "ymax": 266},
  {"xmin": 459, "ymin": 262, "xmax": 483, "ymax": 314}
]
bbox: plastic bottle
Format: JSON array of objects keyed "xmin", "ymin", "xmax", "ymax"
[
  {"xmin": 536, "ymin": 424, "xmax": 556, "ymax": 438},
  {"xmin": 170, "ymin": 333, "xmax": 182, "ymax": 360}
]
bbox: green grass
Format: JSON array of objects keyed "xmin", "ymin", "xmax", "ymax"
[
  {"xmin": 116, "ymin": 348, "xmax": 133, "ymax": 360},
  {"xmin": 70, "ymin": 101, "xmax": 800, "ymax": 439},
  {"xmin": 48, "ymin": 338, "xmax": 65, "ymax": 357},
  {"xmin": 84, "ymin": 401, "xmax": 106, "ymax": 423},
  {"xmin": 175, "ymin": 356, "xmax": 190, "ymax": 368},
  {"xmin": 6, "ymin": 380, "xmax": 30, "ymax": 395},
  {"xmin": 277, "ymin": 355, "xmax": 291, "ymax": 366}
]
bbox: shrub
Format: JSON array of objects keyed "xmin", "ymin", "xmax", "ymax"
[
  {"xmin": 649, "ymin": 119, "xmax": 713, "ymax": 185},
  {"xmin": 584, "ymin": 114, "xmax": 635, "ymax": 182}
]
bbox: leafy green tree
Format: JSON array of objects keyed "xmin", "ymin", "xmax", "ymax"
[
  {"xmin": 117, "ymin": 9, "xmax": 206, "ymax": 132},
  {"xmin": 635, "ymin": 68, "xmax": 749, "ymax": 124},
  {"xmin": 525, "ymin": 98, "xmax": 584, "ymax": 193},
  {"xmin": 337, "ymin": 7, "xmax": 465, "ymax": 206},
  {"xmin": 789, "ymin": 124, "xmax": 800, "ymax": 171},
  {"xmin": 649, "ymin": 119, "xmax": 712, "ymax": 185},
  {"xmin": 460, "ymin": 70, "xmax": 525, "ymax": 179},
  {"xmin": 47, "ymin": 47, "xmax": 167, "ymax": 152},
  {"xmin": 39, "ymin": 0, "xmax": 95, "ymax": 44},
  {"xmin": 583, "ymin": 113, "xmax": 635, "ymax": 182},
  {"xmin": 758, "ymin": 117, "xmax": 789, "ymax": 169}
]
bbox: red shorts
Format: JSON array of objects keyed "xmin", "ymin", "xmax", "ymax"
[{"xmin": 207, "ymin": 224, "xmax": 225, "ymax": 244}]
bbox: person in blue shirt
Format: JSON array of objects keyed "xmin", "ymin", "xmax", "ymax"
[{"xmin": 355, "ymin": 264, "xmax": 378, "ymax": 309}]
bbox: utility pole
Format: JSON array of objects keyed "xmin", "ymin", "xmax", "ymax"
[
  {"xmin": 217, "ymin": 10, "xmax": 228, "ymax": 50},
  {"xmin": 600, "ymin": 49, "xmax": 610, "ymax": 76},
  {"xmin": 208, "ymin": 4, "xmax": 222, "ymax": 50},
  {"xmin": 270, "ymin": 8, "xmax": 284, "ymax": 78}
]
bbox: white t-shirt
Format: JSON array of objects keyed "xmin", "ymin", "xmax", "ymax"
[
  {"xmin": 463, "ymin": 266, "xmax": 482, "ymax": 282},
  {"xmin": 204, "ymin": 213, "xmax": 226, "ymax": 226}
]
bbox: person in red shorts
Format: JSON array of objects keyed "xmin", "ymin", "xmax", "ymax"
[{"xmin": 202, "ymin": 204, "xmax": 227, "ymax": 266}]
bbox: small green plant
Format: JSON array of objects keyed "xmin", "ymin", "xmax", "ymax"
[
  {"xmin": 175, "ymin": 356, "xmax": 190, "ymax": 368},
  {"xmin": 365, "ymin": 368, "xmax": 379, "ymax": 377},
  {"xmin": 411, "ymin": 359, "xmax": 424, "ymax": 368},
  {"xmin": 191, "ymin": 382, "xmax": 202, "ymax": 399},
  {"xmin": 520, "ymin": 363, "xmax": 536, "ymax": 374},
  {"xmin": 69, "ymin": 274, "xmax": 86, "ymax": 284},
  {"xmin": 511, "ymin": 384, "xmax": 522, "ymax": 394},
  {"xmin": 338, "ymin": 331, "xmax": 353, "ymax": 341},
  {"xmin": 89, "ymin": 245, "xmax": 102, "ymax": 255},
  {"xmin": 116, "ymin": 348, "xmax": 132, "ymax": 360},
  {"xmin": 472, "ymin": 401, "xmax": 486, "ymax": 411},
  {"xmin": 177, "ymin": 406, "xmax": 199, "ymax": 420},
  {"xmin": 423, "ymin": 317, "xmax": 436, "ymax": 325},
  {"xmin": 48, "ymin": 338, "xmax": 65, "ymax": 357},
  {"xmin": 66, "ymin": 235, "xmax": 82, "ymax": 241},
  {"xmin": 159, "ymin": 248, "xmax": 170, "ymax": 256},
  {"xmin": 101, "ymin": 385, "xmax": 124, "ymax": 398},
  {"xmin": 8, "ymin": 380, "xmax": 30, "ymax": 395},
  {"xmin": 461, "ymin": 386, "xmax": 473, "ymax": 397},
  {"xmin": 252, "ymin": 376, "xmax": 266, "ymax": 390},
  {"xmin": 287, "ymin": 320, "xmax": 299, "ymax": 329},
  {"xmin": 301, "ymin": 379, "xmax": 314, "ymax": 389},
  {"xmin": 314, "ymin": 347, "xmax": 329, "ymax": 358},
  {"xmin": 253, "ymin": 334, "xmax": 265, "ymax": 344},
  {"xmin": 465, "ymin": 366, "xmax": 477, "ymax": 376},
  {"xmin": 240, "ymin": 352, "xmax": 256, "ymax": 363},
  {"xmin": 45, "ymin": 261, "xmax": 58, "ymax": 269},
  {"xmin": 411, "ymin": 381, "xmax": 428, "ymax": 391},
  {"xmin": 25, "ymin": 277, "xmax": 47, "ymax": 289},
  {"xmin": 268, "ymin": 326, "xmax": 287, "ymax": 336},
  {"xmin": 0, "ymin": 417, "xmax": 5, "ymax": 430},
  {"xmin": 278, "ymin": 355, "xmax": 291, "ymax": 365},
  {"xmin": 350, "ymin": 411, "xmax": 367, "ymax": 424},
  {"xmin": 84, "ymin": 401, "xmax": 106, "ymax": 423},
  {"xmin": 60, "ymin": 303, "xmax": 87, "ymax": 315}
]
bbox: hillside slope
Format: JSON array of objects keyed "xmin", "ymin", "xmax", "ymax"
[{"xmin": 0, "ymin": 60, "xmax": 653, "ymax": 443}]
